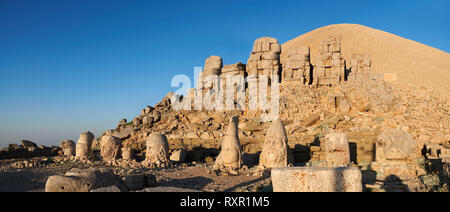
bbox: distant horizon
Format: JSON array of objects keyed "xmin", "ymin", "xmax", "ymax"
[{"xmin": 1, "ymin": 0, "xmax": 449, "ymax": 148}]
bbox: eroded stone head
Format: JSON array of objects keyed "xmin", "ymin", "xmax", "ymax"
[
  {"xmin": 100, "ymin": 135, "xmax": 122, "ymax": 161},
  {"xmin": 143, "ymin": 133, "xmax": 170, "ymax": 168},
  {"xmin": 259, "ymin": 118, "xmax": 291, "ymax": 169},
  {"xmin": 213, "ymin": 116, "xmax": 242, "ymax": 174},
  {"xmin": 75, "ymin": 131, "xmax": 94, "ymax": 160}
]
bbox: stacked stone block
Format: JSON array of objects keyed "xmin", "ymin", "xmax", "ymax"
[
  {"xmin": 348, "ymin": 53, "xmax": 371, "ymax": 81},
  {"xmin": 282, "ymin": 46, "xmax": 311, "ymax": 85},
  {"xmin": 313, "ymin": 36, "xmax": 345, "ymax": 86},
  {"xmin": 246, "ymin": 37, "xmax": 281, "ymax": 83}
]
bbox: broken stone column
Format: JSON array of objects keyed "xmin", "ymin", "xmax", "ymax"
[
  {"xmin": 212, "ymin": 116, "xmax": 242, "ymax": 175},
  {"xmin": 324, "ymin": 133, "xmax": 350, "ymax": 167},
  {"xmin": 59, "ymin": 140, "xmax": 76, "ymax": 156},
  {"xmin": 370, "ymin": 129, "xmax": 418, "ymax": 180},
  {"xmin": 75, "ymin": 131, "xmax": 94, "ymax": 160},
  {"xmin": 247, "ymin": 37, "xmax": 281, "ymax": 83},
  {"xmin": 142, "ymin": 133, "xmax": 170, "ymax": 168},
  {"xmin": 313, "ymin": 36, "xmax": 345, "ymax": 86},
  {"xmin": 281, "ymin": 46, "xmax": 311, "ymax": 85},
  {"xmin": 271, "ymin": 167, "xmax": 362, "ymax": 192},
  {"xmin": 100, "ymin": 135, "xmax": 122, "ymax": 161},
  {"xmin": 259, "ymin": 118, "xmax": 292, "ymax": 169}
]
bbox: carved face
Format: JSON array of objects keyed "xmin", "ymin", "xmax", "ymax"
[
  {"xmin": 221, "ymin": 141, "xmax": 240, "ymax": 165},
  {"xmin": 146, "ymin": 142, "xmax": 168, "ymax": 160},
  {"xmin": 263, "ymin": 138, "xmax": 286, "ymax": 164}
]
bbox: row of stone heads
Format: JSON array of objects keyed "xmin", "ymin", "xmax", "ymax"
[
  {"xmin": 58, "ymin": 115, "xmax": 416, "ymax": 174},
  {"xmin": 58, "ymin": 132, "xmax": 169, "ymax": 166}
]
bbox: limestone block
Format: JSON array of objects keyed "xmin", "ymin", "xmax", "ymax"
[
  {"xmin": 262, "ymin": 52, "xmax": 280, "ymax": 60},
  {"xmin": 252, "ymin": 42, "xmax": 262, "ymax": 53},
  {"xmin": 45, "ymin": 168, "xmax": 125, "ymax": 192},
  {"xmin": 142, "ymin": 116, "xmax": 153, "ymax": 125},
  {"xmin": 287, "ymin": 54, "xmax": 309, "ymax": 62},
  {"xmin": 144, "ymin": 106, "xmax": 153, "ymax": 114},
  {"xmin": 376, "ymin": 129, "xmax": 416, "ymax": 162},
  {"xmin": 222, "ymin": 62, "xmax": 245, "ymax": 73},
  {"xmin": 270, "ymin": 43, "xmax": 281, "ymax": 53},
  {"xmin": 170, "ymin": 149, "xmax": 187, "ymax": 163},
  {"xmin": 324, "ymin": 133, "xmax": 350, "ymax": 166},
  {"xmin": 257, "ymin": 60, "xmax": 272, "ymax": 69},
  {"xmin": 248, "ymin": 53, "xmax": 262, "ymax": 61},
  {"xmin": 262, "ymin": 42, "xmax": 270, "ymax": 52},
  {"xmin": 285, "ymin": 61, "xmax": 306, "ymax": 69},
  {"xmin": 271, "ymin": 167, "xmax": 362, "ymax": 192},
  {"xmin": 204, "ymin": 56, "xmax": 223, "ymax": 70}
]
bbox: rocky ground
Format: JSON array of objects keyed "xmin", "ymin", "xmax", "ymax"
[
  {"xmin": 0, "ymin": 156, "xmax": 272, "ymax": 192},
  {"xmin": 0, "ymin": 154, "xmax": 448, "ymax": 192}
]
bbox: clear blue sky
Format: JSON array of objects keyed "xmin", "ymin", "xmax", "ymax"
[{"xmin": 0, "ymin": 0, "xmax": 449, "ymax": 147}]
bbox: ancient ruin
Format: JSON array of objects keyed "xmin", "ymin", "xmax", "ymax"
[{"xmin": 1, "ymin": 30, "xmax": 449, "ymax": 192}]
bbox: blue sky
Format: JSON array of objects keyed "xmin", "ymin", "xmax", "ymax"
[{"xmin": 0, "ymin": 0, "xmax": 449, "ymax": 147}]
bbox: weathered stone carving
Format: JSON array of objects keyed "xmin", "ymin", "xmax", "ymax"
[
  {"xmin": 142, "ymin": 133, "xmax": 170, "ymax": 168},
  {"xmin": 212, "ymin": 116, "xmax": 242, "ymax": 175},
  {"xmin": 259, "ymin": 118, "xmax": 292, "ymax": 169},
  {"xmin": 376, "ymin": 129, "xmax": 416, "ymax": 162},
  {"xmin": 282, "ymin": 46, "xmax": 311, "ymax": 85},
  {"xmin": 370, "ymin": 129, "xmax": 419, "ymax": 180},
  {"xmin": 324, "ymin": 133, "xmax": 350, "ymax": 167},
  {"xmin": 100, "ymin": 135, "xmax": 122, "ymax": 161},
  {"xmin": 202, "ymin": 56, "xmax": 223, "ymax": 90},
  {"xmin": 59, "ymin": 140, "xmax": 76, "ymax": 156},
  {"xmin": 348, "ymin": 53, "xmax": 371, "ymax": 81},
  {"xmin": 75, "ymin": 131, "xmax": 94, "ymax": 160},
  {"xmin": 271, "ymin": 167, "xmax": 362, "ymax": 192},
  {"xmin": 247, "ymin": 37, "xmax": 281, "ymax": 82},
  {"xmin": 45, "ymin": 168, "xmax": 125, "ymax": 192},
  {"xmin": 313, "ymin": 36, "xmax": 345, "ymax": 86}
]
